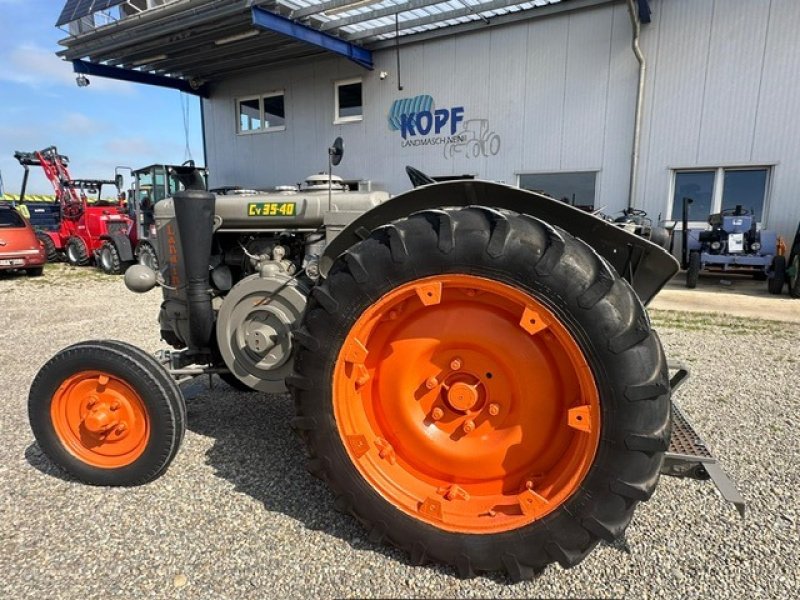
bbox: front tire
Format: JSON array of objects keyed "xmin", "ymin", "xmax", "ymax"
[
  {"xmin": 291, "ymin": 207, "xmax": 670, "ymax": 578},
  {"xmin": 768, "ymin": 256, "xmax": 786, "ymax": 295},
  {"xmin": 789, "ymin": 253, "xmax": 800, "ymax": 299},
  {"xmin": 98, "ymin": 241, "xmax": 125, "ymax": 275},
  {"xmin": 686, "ymin": 250, "xmax": 701, "ymax": 289},
  {"xmin": 136, "ymin": 242, "xmax": 159, "ymax": 271},
  {"xmin": 65, "ymin": 236, "xmax": 90, "ymax": 266},
  {"xmin": 28, "ymin": 340, "xmax": 185, "ymax": 486}
]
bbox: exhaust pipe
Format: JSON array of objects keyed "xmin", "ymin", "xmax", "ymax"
[{"xmin": 173, "ymin": 187, "xmax": 215, "ymax": 353}]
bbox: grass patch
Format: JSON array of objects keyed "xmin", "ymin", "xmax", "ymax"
[{"xmin": 649, "ymin": 308, "xmax": 799, "ymax": 337}]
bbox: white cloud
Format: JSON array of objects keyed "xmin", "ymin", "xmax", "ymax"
[{"xmin": 0, "ymin": 44, "xmax": 134, "ymax": 93}]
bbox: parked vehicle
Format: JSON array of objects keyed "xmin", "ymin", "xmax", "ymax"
[
  {"xmin": 29, "ymin": 141, "xmax": 743, "ymax": 580},
  {"xmin": 14, "ymin": 147, "xmax": 135, "ymax": 274},
  {"xmin": 118, "ymin": 162, "xmax": 208, "ymax": 271},
  {"xmin": 0, "ymin": 202, "xmax": 46, "ymax": 276},
  {"xmin": 679, "ymin": 197, "xmax": 783, "ymax": 292}
]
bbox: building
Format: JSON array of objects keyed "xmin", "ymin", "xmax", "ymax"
[{"xmin": 57, "ymin": 0, "xmax": 800, "ymax": 240}]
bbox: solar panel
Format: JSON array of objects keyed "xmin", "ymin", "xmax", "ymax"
[{"xmin": 56, "ymin": 0, "xmax": 127, "ymax": 28}]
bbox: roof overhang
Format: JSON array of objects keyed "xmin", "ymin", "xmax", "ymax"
[{"xmin": 56, "ymin": 0, "xmax": 638, "ymax": 95}]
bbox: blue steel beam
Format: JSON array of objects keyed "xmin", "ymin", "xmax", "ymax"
[
  {"xmin": 637, "ymin": 0, "xmax": 651, "ymax": 23},
  {"xmin": 251, "ymin": 6, "xmax": 373, "ymax": 70},
  {"xmin": 72, "ymin": 60, "xmax": 209, "ymax": 97}
]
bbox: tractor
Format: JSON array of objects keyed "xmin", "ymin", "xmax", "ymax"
[
  {"xmin": 14, "ymin": 147, "xmax": 135, "ymax": 274},
  {"xmin": 679, "ymin": 197, "xmax": 784, "ymax": 292},
  {"xmin": 28, "ymin": 140, "xmax": 743, "ymax": 579},
  {"xmin": 117, "ymin": 162, "xmax": 209, "ymax": 271}
]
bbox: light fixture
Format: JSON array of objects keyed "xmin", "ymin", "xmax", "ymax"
[
  {"xmin": 325, "ymin": 0, "xmax": 383, "ymax": 17},
  {"xmin": 75, "ymin": 74, "xmax": 90, "ymax": 88},
  {"xmin": 214, "ymin": 30, "xmax": 260, "ymax": 46},
  {"xmin": 132, "ymin": 54, "xmax": 167, "ymax": 66}
]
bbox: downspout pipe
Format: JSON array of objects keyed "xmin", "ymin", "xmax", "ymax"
[{"xmin": 626, "ymin": 0, "xmax": 646, "ymax": 210}]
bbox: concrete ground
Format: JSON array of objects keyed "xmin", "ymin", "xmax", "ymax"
[
  {"xmin": 0, "ymin": 264, "xmax": 797, "ymax": 599},
  {"xmin": 651, "ymin": 271, "xmax": 799, "ymax": 323}
]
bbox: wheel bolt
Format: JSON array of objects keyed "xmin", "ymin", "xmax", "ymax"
[
  {"xmin": 110, "ymin": 402, "xmax": 120, "ymax": 411},
  {"xmin": 115, "ymin": 423, "xmax": 127, "ymax": 434},
  {"xmin": 431, "ymin": 407, "xmax": 444, "ymax": 421},
  {"xmin": 488, "ymin": 403, "xmax": 500, "ymax": 416},
  {"xmin": 387, "ymin": 310, "xmax": 398, "ymax": 320},
  {"xmin": 462, "ymin": 419, "xmax": 475, "ymax": 434},
  {"xmin": 425, "ymin": 376, "xmax": 439, "ymax": 390},
  {"xmin": 525, "ymin": 479, "xmax": 534, "ymax": 490},
  {"xmin": 450, "ymin": 358, "xmax": 462, "ymax": 370},
  {"xmin": 87, "ymin": 395, "xmax": 99, "ymax": 408}
]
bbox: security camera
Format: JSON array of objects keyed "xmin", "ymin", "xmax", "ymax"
[
  {"xmin": 379, "ymin": 71, "xmax": 389, "ymax": 80},
  {"xmin": 76, "ymin": 74, "xmax": 90, "ymax": 88}
]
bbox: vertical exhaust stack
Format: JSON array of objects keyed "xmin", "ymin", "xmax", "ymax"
[{"xmin": 172, "ymin": 168, "xmax": 215, "ymax": 354}]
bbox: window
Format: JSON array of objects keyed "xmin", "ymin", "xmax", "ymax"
[
  {"xmin": 670, "ymin": 167, "xmax": 769, "ymax": 223},
  {"xmin": 335, "ymin": 78, "xmax": 363, "ymax": 123},
  {"xmin": 0, "ymin": 208, "xmax": 25, "ymax": 228},
  {"xmin": 518, "ymin": 172, "xmax": 597, "ymax": 209},
  {"xmin": 237, "ymin": 92, "xmax": 286, "ymax": 134}
]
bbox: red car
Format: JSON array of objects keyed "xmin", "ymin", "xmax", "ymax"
[{"xmin": 0, "ymin": 203, "xmax": 46, "ymax": 276}]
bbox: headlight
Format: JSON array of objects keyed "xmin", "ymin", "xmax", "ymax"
[
  {"xmin": 710, "ymin": 241, "xmax": 721, "ymax": 250},
  {"xmin": 750, "ymin": 242, "xmax": 761, "ymax": 252}
]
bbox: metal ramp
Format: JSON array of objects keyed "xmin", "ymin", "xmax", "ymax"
[{"xmin": 661, "ymin": 364, "xmax": 746, "ymax": 517}]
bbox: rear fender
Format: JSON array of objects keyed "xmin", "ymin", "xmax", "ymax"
[
  {"xmin": 321, "ymin": 180, "xmax": 679, "ymax": 305},
  {"xmin": 101, "ymin": 233, "xmax": 134, "ymax": 262}
]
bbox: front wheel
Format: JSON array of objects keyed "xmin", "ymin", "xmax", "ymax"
[
  {"xmin": 65, "ymin": 236, "xmax": 90, "ymax": 266},
  {"xmin": 291, "ymin": 207, "xmax": 670, "ymax": 578},
  {"xmin": 28, "ymin": 340, "xmax": 185, "ymax": 486},
  {"xmin": 98, "ymin": 241, "xmax": 125, "ymax": 275},
  {"xmin": 686, "ymin": 250, "xmax": 701, "ymax": 289},
  {"xmin": 789, "ymin": 253, "xmax": 800, "ymax": 299},
  {"xmin": 768, "ymin": 255, "xmax": 786, "ymax": 295},
  {"xmin": 136, "ymin": 242, "xmax": 159, "ymax": 271}
]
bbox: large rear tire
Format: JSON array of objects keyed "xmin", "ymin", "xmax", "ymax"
[
  {"xmin": 28, "ymin": 340, "xmax": 185, "ymax": 486},
  {"xmin": 65, "ymin": 236, "xmax": 90, "ymax": 266},
  {"xmin": 291, "ymin": 207, "xmax": 670, "ymax": 579}
]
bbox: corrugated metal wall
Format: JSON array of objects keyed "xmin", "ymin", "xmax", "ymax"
[
  {"xmin": 203, "ymin": 0, "xmax": 800, "ymax": 239},
  {"xmin": 638, "ymin": 0, "xmax": 800, "ymax": 240}
]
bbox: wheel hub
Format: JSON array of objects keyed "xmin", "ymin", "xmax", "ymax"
[
  {"xmin": 50, "ymin": 371, "xmax": 148, "ymax": 466},
  {"xmin": 446, "ymin": 380, "xmax": 480, "ymax": 413}
]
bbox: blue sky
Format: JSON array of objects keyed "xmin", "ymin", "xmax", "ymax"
[{"xmin": 0, "ymin": 0, "xmax": 203, "ymax": 195}]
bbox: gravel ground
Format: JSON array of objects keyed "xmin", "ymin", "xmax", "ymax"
[{"xmin": 0, "ymin": 264, "xmax": 797, "ymax": 599}]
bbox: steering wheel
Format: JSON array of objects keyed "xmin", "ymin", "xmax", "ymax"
[
  {"xmin": 721, "ymin": 207, "xmax": 751, "ymax": 216},
  {"xmin": 62, "ymin": 201, "xmax": 84, "ymax": 219}
]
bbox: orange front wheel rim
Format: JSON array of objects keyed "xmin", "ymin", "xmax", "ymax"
[
  {"xmin": 333, "ymin": 274, "xmax": 601, "ymax": 534},
  {"xmin": 50, "ymin": 370, "xmax": 150, "ymax": 468}
]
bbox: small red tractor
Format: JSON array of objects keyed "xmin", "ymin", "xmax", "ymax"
[
  {"xmin": 15, "ymin": 147, "xmax": 134, "ymax": 274},
  {"xmin": 28, "ymin": 141, "xmax": 743, "ymax": 579}
]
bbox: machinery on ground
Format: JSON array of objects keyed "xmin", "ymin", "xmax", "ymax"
[
  {"xmin": 28, "ymin": 141, "xmax": 743, "ymax": 579},
  {"xmin": 680, "ymin": 197, "xmax": 784, "ymax": 292},
  {"xmin": 118, "ymin": 162, "xmax": 208, "ymax": 271},
  {"xmin": 14, "ymin": 147, "xmax": 134, "ymax": 274}
]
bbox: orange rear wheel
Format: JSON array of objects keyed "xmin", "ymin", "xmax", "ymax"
[
  {"xmin": 50, "ymin": 370, "xmax": 150, "ymax": 468},
  {"xmin": 333, "ymin": 274, "xmax": 601, "ymax": 534}
]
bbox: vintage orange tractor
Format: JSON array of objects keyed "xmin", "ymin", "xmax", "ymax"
[{"xmin": 28, "ymin": 143, "xmax": 742, "ymax": 579}]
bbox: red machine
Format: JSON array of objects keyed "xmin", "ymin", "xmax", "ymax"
[{"xmin": 14, "ymin": 147, "xmax": 135, "ymax": 274}]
